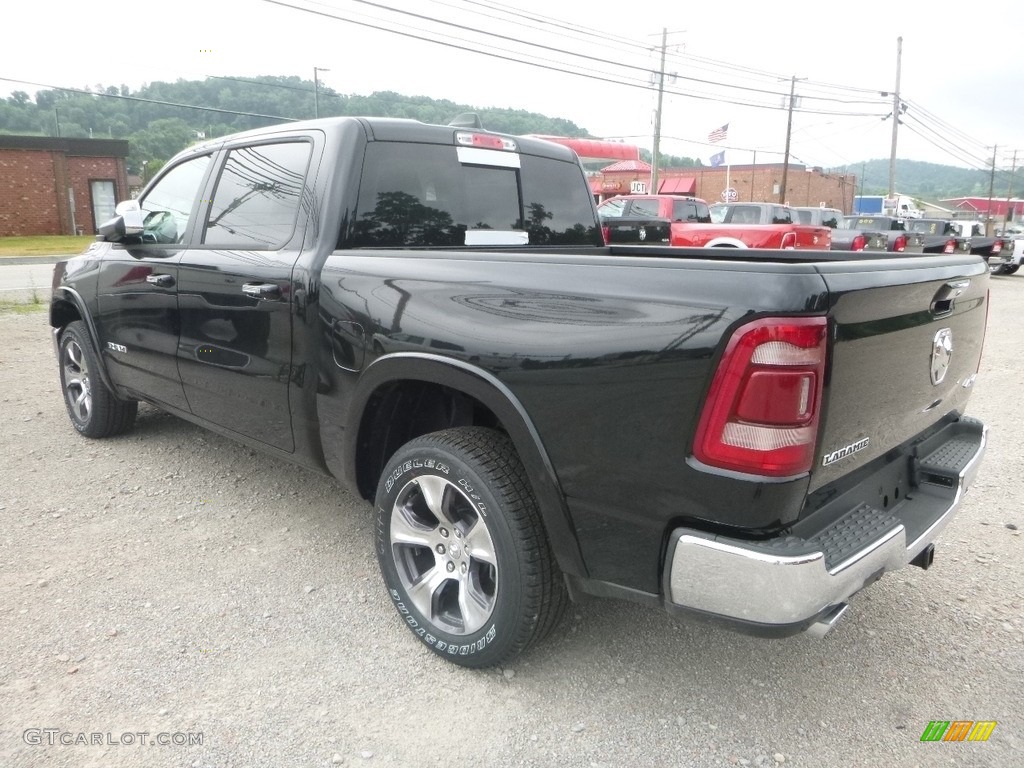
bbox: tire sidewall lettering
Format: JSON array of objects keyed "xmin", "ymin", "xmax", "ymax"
[
  {"xmin": 377, "ymin": 448, "xmax": 514, "ymax": 661},
  {"xmin": 386, "ymin": 586, "xmax": 499, "ymax": 655},
  {"xmin": 384, "ymin": 459, "xmax": 449, "ymax": 494}
]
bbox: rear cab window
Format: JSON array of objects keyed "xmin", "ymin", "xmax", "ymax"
[{"xmin": 347, "ymin": 141, "xmax": 601, "ymax": 248}]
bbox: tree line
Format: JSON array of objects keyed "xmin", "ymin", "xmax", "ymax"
[
  {"xmin": 0, "ymin": 76, "xmax": 603, "ymax": 176},
  {"xmin": 1, "ymin": 77, "xmax": 999, "ymax": 200}
]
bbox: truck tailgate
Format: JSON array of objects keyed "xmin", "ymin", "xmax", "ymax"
[
  {"xmin": 603, "ymin": 217, "xmax": 671, "ymax": 244},
  {"xmin": 810, "ymin": 255, "xmax": 988, "ymax": 492}
]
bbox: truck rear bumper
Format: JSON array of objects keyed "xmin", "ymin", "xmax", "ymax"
[{"xmin": 664, "ymin": 417, "xmax": 987, "ymax": 635}]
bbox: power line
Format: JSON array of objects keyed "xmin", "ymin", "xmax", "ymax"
[{"xmin": 259, "ymin": 0, "xmax": 892, "ymax": 117}]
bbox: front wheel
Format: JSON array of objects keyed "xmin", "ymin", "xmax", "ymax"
[
  {"xmin": 58, "ymin": 321, "xmax": 137, "ymax": 438},
  {"xmin": 374, "ymin": 427, "xmax": 567, "ymax": 667}
]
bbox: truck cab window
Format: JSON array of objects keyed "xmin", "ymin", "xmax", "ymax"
[{"xmin": 203, "ymin": 142, "xmax": 312, "ymax": 248}]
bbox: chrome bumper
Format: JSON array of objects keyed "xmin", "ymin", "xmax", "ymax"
[{"xmin": 666, "ymin": 420, "xmax": 987, "ymax": 632}]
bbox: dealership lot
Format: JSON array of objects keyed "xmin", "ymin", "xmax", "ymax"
[{"xmin": 0, "ymin": 274, "xmax": 1021, "ymax": 768}]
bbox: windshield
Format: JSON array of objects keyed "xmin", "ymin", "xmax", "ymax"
[
  {"xmin": 843, "ymin": 216, "xmax": 899, "ymax": 231},
  {"xmin": 907, "ymin": 220, "xmax": 944, "ymax": 235}
]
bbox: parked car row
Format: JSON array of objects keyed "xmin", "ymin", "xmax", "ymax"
[{"xmin": 597, "ymin": 195, "xmax": 1017, "ymax": 268}]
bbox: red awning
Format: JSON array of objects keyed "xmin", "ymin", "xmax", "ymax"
[
  {"xmin": 658, "ymin": 177, "xmax": 696, "ymax": 195},
  {"xmin": 529, "ymin": 136, "xmax": 641, "ymax": 163}
]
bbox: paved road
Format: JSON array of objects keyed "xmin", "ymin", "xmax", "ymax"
[
  {"xmin": 0, "ymin": 263, "xmax": 56, "ymax": 292},
  {"xmin": 0, "ymin": 273, "xmax": 1021, "ymax": 768}
]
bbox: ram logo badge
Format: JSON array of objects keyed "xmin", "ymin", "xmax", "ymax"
[
  {"xmin": 931, "ymin": 328, "xmax": 953, "ymax": 385},
  {"xmin": 106, "ymin": 342, "xmax": 127, "ymax": 354},
  {"xmin": 822, "ymin": 437, "xmax": 870, "ymax": 467}
]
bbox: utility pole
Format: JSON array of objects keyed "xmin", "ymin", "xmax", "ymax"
[
  {"xmin": 986, "ymin": 145, "xmax": 998, "ymax": 236},
  {"xmin": 1004, "ymin": 149, "xmax": 1018, "ymax": 229},
  {"xmin": 313, "ymin": 66, "xmax": 330, "ymax": 119},
  {"xmin": 778, "ymin": 75, "xmax": 802, "ymax": 204},
  {"xmin": 888, "ymin": 36, "xmax": 903, "ymax": 198},
  {"xmin": 650, "ymin": 28, "xmax": 668, "ymax": 194}
]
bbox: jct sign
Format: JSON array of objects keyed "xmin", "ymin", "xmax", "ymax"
[{"xmin": 630, "ymin": 181, "xmax": 647, "ymax": 194}]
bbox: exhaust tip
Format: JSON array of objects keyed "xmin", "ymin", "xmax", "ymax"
[{"xmin": 806, "ymin": 603, "xmax": 849, "ymax": 638}]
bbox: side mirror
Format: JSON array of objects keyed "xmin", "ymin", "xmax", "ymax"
[{"xmin": 98, "ymin": 200, "xmax": 146, "ymax": 242}]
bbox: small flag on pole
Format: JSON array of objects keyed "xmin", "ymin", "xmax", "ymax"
[
  {"xmin": 708, "ymin": 123, "xmax": 729, "ymax": 143},
  {"xmin": 710, "ymin": 151, "xmax": 726, "ymax": 167}
]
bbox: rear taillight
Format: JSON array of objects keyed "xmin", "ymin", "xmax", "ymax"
[
  {"xmin": 893, "ymin": 234, "xmax": 907, "ymax": 252},
  {"xmin": 992, "ymin": 240, "xmax": 1002, "ymax": 254},
  {"xmin": 601, "ymin": 225, "xmax": 610, "ymax": 245},
  {"xmin": 455, "ymin": 131, "xmax": 517, "ymax": 151},
  {"xmin": 943, "ymin": 239, "xmax": 956, "ymax": 254},
  {"xmin": 852, "ymin": 234, "xmax": 866, "ymax": 251},
  {"xmin": 693, "ymin": 317, "xmax": 828, "ymax": 477}
]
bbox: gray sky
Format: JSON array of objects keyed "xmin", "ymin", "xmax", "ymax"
[{"xmin": 5, "ymin": 0, "xmax": 1023, "ymax": 174}]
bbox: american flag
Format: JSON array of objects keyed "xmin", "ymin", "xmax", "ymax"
[{"xmin": 708, "ymin": 123, "xmax": 729, "ymax": 143}]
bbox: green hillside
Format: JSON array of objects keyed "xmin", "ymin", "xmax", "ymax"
[
  {"xmin": 0, "ymin": 76, "xmax": 594, "ymax": 175},
  {"xmin": 834, "ymin": 158, "xmax": 1010, "ymax": 202},
  {"xmin": 1, "ymin": 78, "xmax": 1010, "ymax": 200}
]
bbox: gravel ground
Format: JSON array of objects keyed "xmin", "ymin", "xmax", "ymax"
[{"xmin": 1, "ymin": 274, "xmax": 1021, "ymax": 768}]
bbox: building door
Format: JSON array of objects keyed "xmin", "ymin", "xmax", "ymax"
[{"xmin": 90, "ymin": 180, "xmax": 117, "ymax": 233}]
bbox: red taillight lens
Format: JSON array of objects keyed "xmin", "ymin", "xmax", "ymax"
[
  {"xmin": 944, "ymin": 239, "xmax": 956, "ymax": 254},
  {"xmin": 852, "ymin": 234, "xmax": 866, "ymax": 251},
  {"xmin": 455, "ymin": 131, "xmax": 517, "ymax": 151},
  {"xmin": 601, "ymin": 225, "xmax": 610, "ymax": 245},
  {"xmin": 893, "ymin": 234, "xmax": 907, "ymax": 252},
  {"xmin": 693, "ymin": 317, "xmax": 828, "ymax": 477},
  {"xmin": 992, "ymin": 240, "xmax": 1002, "ymax": 254}
]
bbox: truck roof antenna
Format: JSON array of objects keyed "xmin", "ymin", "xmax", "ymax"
[{"xmin": 448, "ymin": 112, "xmax": 483, "ymax": 129}]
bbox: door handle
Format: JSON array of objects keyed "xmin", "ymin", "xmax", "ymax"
[
  {"xmin": 242, "ymin": 282, "xmax": 282, "ymax": 301},
  {"xmin": 145, "ymin": 273, "xmax": 175, "ymax": 287}
]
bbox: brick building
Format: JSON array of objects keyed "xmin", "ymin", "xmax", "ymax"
[
  {"xmin": 591, "ymin": 161, "xmax": 858, "ymax": 212},
  {"xmin": 0, "ymin": 135, "xmax": 130, "ymax": 237}
]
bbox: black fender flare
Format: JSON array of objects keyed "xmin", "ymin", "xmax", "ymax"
[
  {"xmin": 50, "ymin": 286, "xmax": 121, "ymax": 398},
  {"xmin": 345, "ymin": 352, "xmax": 588, "ymax": 579}
]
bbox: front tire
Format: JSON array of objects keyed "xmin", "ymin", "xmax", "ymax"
[
  {"xmin": 58, "ymin": 321, "xmax": 137, "ymax": 438},
  {"xmin": 374, "ymin": 427, "xmax": 567, "ymax": 667}
]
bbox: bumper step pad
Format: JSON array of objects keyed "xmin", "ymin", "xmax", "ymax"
[{"xmin": 809, "ymin": 503, "xmax": 900, "ymax": 572}]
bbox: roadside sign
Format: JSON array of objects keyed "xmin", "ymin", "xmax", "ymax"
[
  {"xmin": 630, "ymin": 181, "xmax": 647, "ymax": 194},
  {"xmin": 721, "ymin": 188, "xmax": 738, "ymax": 202}
]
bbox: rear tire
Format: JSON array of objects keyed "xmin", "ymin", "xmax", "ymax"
[
  {"xmin": 374, "ymin": 427, "xmax": 567, "ymax": 668},
  {"xmin": 58, "ymin": 321, "xmax": 137, "ymax": 438}
]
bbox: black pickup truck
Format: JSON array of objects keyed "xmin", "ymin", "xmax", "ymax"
[
  {"xmin": 793, "ymin": 207, "xmax": 886, "ymax": 252},
  {"xmin": 839, "ymin": 215, "xmax": 928, "ymax": 253},
  {"xmin": 50, "ymin": 117, "xmax": 989, "ymax": 668},
  {"xmin": 905, "ymin": 218, "xmax": 1006, "ymax": 259}
]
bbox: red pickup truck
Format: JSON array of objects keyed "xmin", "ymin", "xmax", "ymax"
[{"xmin": 598, "ymin": 196, "xmax": 831, "ymax": 249}]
